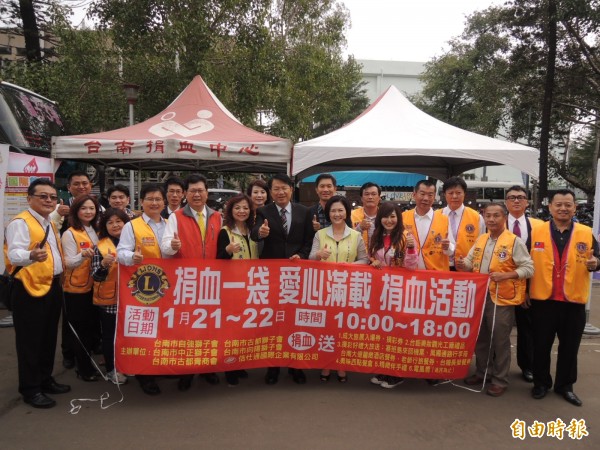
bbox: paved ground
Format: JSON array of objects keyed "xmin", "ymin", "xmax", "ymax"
[{"xmin": 1, "ymin": 286, "xmax": 599, "ymax": 450}]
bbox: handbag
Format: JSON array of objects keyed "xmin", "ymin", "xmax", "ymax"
[{"xmin": 0, "ymin": 267, "xmax": 23, "ymax": 312}]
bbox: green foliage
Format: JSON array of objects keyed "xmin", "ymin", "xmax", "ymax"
[
  {"xmin": 414, "ymin": 0, "xmax": 600, "ymax": 197},
  {"xmin": 3, "ymin": 0, "xmax": 367, "ymax": 150}
]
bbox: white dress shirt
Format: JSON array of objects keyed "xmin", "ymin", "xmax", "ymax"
[
  {"xmin": 61, "ymin": 225, "xmax": 99, "ymax": 268},
  {"xmin": 442, "ymin": 204, "xmax": 486, "ymax": 267},
  {"xmin": 117, "ymin": 213, "xmax": 167, "ymax": 265},
  {"xmin": 508, "ymin": 214, "xmax": 529, "ymax": 245},
  {"xmin": 6, "ymin": 208, "xmax": 63, "ymax": 275}
]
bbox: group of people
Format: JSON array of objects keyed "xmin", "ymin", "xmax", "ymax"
[{"xmin": 3, "ymin": 171, "xmax": 598, "ymax": 409}]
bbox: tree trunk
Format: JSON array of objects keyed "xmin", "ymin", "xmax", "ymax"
[
  {"xmin": 19, "ymin": 0, "xmax": 42, "ymax": 62},
  {"xmin": 537, "ymin": 0, "xmax": 557, "ymax": 208}
]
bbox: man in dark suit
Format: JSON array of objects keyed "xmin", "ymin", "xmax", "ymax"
[
  {"xmin": 161, "ymin": 176, "xmax": 185, "ymax": 219},
  {"xmin": 251, "ymin": 173, "xmax": 314, "ymax": 384},
  {"xmin": 505, "ymin": 185, "xmax": 544, "ymax": 383}
]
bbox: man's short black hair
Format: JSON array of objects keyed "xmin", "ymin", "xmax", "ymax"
[
  {"xmin": 359, "ymin": 182, "xmax": 381, "ymax": 197},
  {"xmin": 164, "ymin": 176, "xmax": 185, "ymax": 192},
  {"xmin": 315, "ymin": 173, "xmax": 337, "ymax": 188},
  {"xmin": 28, "ymin": 178, "xmax": 55, "ymax": 196},
  {"xmin": 268, "ymin": 173, "xmax": 294, "ymax": 189},
  {"xmin": 185, "ymin": 173, "xmax": 208, "ymax": 191},
  {"xmin": 67, "ymin": 171, "xmax": 90, "ymax": 184},
  {"xmin": 107, "ymin": 184, "xmax": 130, "ymax": 198},
  {"xmin": 140, "ymin": 183, "xmax": 165, "ymax": 201},
  {"xmin": 549, "ymin": 189, "xmax": 576, "ymax": 203},
  {"xmin": 414, "ymin": 179, "xmax": 436, "ymax": 192},
  {"xmin": 506, "ymin": 185, "xmax": 527, "ymax": 197},
  {"xmin": 442, "ymin": 177, "xmax": 467, "ymax": 193}
]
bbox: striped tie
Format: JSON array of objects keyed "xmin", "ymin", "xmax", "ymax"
[{"xmin": 280, "ymin": 208, "xmax": 288, "ymax": 234}]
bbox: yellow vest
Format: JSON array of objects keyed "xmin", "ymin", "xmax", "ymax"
[
  {"xmin": 529, "ymin": 222, "xmax": 592, "ymax": 304},
  {"xmin": 131, "ymin": 217, "xmax": 163, "ymax": 258},
  {"xmin": 402, "ymin": 209, "xmax": 450, "ymax": 271},
  {"xmin": 4, "ymin": 211, "xmax": 62, "ymax": 297},
  {"xmin": 351, "ymin": 207, "xmax": 375, "ymax": 251},
  {"xmin": 63, "ymin": 228, "xmax": 94, "ymax": 294},
  {"xmin": 453, "ymin": 207, "xmax": 482, "ymax": 260},
  {"xmin": 316, "ymin": 227, "xmax": 361, "ymax": 263},
  {"xmin": 223, "ymin": 226, "xmax": 259, "ymax": 260},
  {"xmin": 93, "ymin": 238, "xmax": 117, "ymax": 306},
  {"xmin": 471, "ymin": 230, "xmax": 526, "ymax": 306}
]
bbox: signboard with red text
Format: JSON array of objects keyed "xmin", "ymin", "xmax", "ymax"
[{"xmin": 116, "ymin": 259, "xmax": 488, "ymax": 379}]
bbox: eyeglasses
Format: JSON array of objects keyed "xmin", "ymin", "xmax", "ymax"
[
  {"xmin": 143, "ymin": 197, "xmax": 164, "ymax": 203},
  {"xmin": 188, "ymin": 189, "xmax": 207, "ymax": 195},
  {"xmin": 30, "ymin": 194, "xmax": 59, "ymax": 201},
  {"xmin": 506, "ymin": 196, "xmax": 527, "ymax": 201}
]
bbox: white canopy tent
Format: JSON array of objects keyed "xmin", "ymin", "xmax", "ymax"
[{"xmin": 292, "ymin": 86, "xmax": 539, "ymax": 181}]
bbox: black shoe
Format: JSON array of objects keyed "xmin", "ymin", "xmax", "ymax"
[
  {"xmin": 225, "ymin": 373, "xmax": 239, "ymax": 387},
  {"xmin": 289, "ymin": 368, "xmax": 306, "ymax": 384},
  {"xmin": 139, "ymin": 379, "xmax": 161, "ymax": 395},
  {"xmin": 426, "ymin": 379, "xmax": 441, "ymax": 386},
  {"xmin": 265, "ymin": 369, "xmax": 279, "ymax": 385},
  {"xmin": 62, "ymin": 357, "xmax": 75, "ymax": 370},
  {"xmin": 522, "ymin": 370, "xmax": 534, "ymax": 383},
  {"xmin": 236, "ymin": 370, "xmax": 249, "ymax": 379},
  {"xmin": 531, "ymin": 385, "xmax": 548, "ymax": 399},
  {"xmin": 23, "ymin": 392, "xmax": 56, "ymax": 409},
  {"xmin": 202, "ymin": 373, "xmax": 220, "ymax": 385},
  {"xmin": 41, "ymin": 379, "xmax": 71, "ymax": 395},
  {"xmin": 76, "ymin": 372, "xmax": 99, "ymax": 382},
  {"xmin": 177, "ymin": 376, "xmax": 193, "ymax": 392},
  {"xmin": 557, "ymin": 390, "xmax": 582, "ymax": 407}
]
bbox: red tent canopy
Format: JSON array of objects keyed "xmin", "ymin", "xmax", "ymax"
[{"xmin": 52, "ymin": 76, "xmax": 291, "ymax": 173}]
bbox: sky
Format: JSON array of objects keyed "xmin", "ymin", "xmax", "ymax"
[{"xmin": 341, "ymin": 0, "xmax": 504, "ymax": 62}]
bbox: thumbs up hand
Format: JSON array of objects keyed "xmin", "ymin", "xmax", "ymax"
[
  {"xmin": 319, "ymin": 244, "xmax": 332, "ymax": 261},
  {"xmin": 171, "ymin": 231, "xmax": 181, "ymax": 251},
  {"xmin": 30, "ymin": 243, "xmax": 48, "ymax": 262},
  {"xmin": 586, "ymin": 250, "xmax": 598, "ymax": 271},
  {"xmin": 312, "ymin": 215, "xmax": 321, "ymax": 231},
  {"xmin": 102, "ymin": 250, "xmax": 116, "ymax": 268},
  {"xmin": 406, "ymin": 232, "xmax": 415, "ymax": 250},
  {"xmin": 57, "ymin": 198, "xmax": 70, "ymax": 217},
  {"xmin": 227, "ymin": 235, "xmax": 242, "ymax": 255},
  {"xmin": 259, "ymin": 219, "xmax": 270, "ymax": 238},
  {"xmin": 133, "ymin": 246, "xmax": 143, "ymax": 265}
]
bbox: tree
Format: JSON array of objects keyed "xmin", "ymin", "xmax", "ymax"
[{"xmin": 414, "ymin": 0, "xmax": 600, "ymax": 201}]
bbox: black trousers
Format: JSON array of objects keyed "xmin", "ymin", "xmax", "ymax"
[
  {"xmin": 63, "ymin": 291, "xmax": 97, "ymax": 377},
  {"xmin": 99, "ymin": 308, "xmax": 116, "ymax": 373},
  {"xmin": 515, "ymin": 304, "xmax": 534, "ymax": 372},
  {"xmin": 12, "ymin": 277, "xmax": 62, "ymax": 396},
  {"xmin": 531, "ymin": 299, "xmax": 586, "ymax": 392}
]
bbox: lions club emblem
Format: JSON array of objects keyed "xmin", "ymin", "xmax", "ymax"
[{"xmin": 128, "ymin": 264, "xmax": 169, "ymax": 305}]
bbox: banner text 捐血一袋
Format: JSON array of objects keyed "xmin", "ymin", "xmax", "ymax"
[{"xmin": 116, "ymin": 259, "xmax": 489, "ymax": 379}]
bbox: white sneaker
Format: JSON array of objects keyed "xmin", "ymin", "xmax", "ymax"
[
  {"xmin": 107, "ymin": 369, "xmax": 128, "ymax": 385},
  {"xmin": 0, "ymin": 315, "xmax": 14, "ymax": 328},
  {"xmin": 381, "ymin": 377, "xmax": 405, "ymax": 389},
  {"xmin": 370, "ymin": 374, "xmax": 387, "ymax": 385}
]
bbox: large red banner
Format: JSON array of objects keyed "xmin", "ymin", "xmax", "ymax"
[{"xmin": 116, "ymin": 259, "xmax": 489, "ymax": 379}]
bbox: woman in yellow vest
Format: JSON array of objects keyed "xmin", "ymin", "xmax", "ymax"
[
  {"xmin": 217, "ymin": 194, "xmax": 259, "ymax": 386},
  {"xmin": 91, "ymin": 208, "xmax": 131, "ymax": 385},
  {"xmin": 61, "ymin": 194, "xmax": 100, "ymax": 382},
  {"xmin": 309, "ymin": 195, "xmax": 369, "ymax": 383},
  {"xmin": 368, "ymin": 202, "xmax": 417, "ymax": 389}
]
